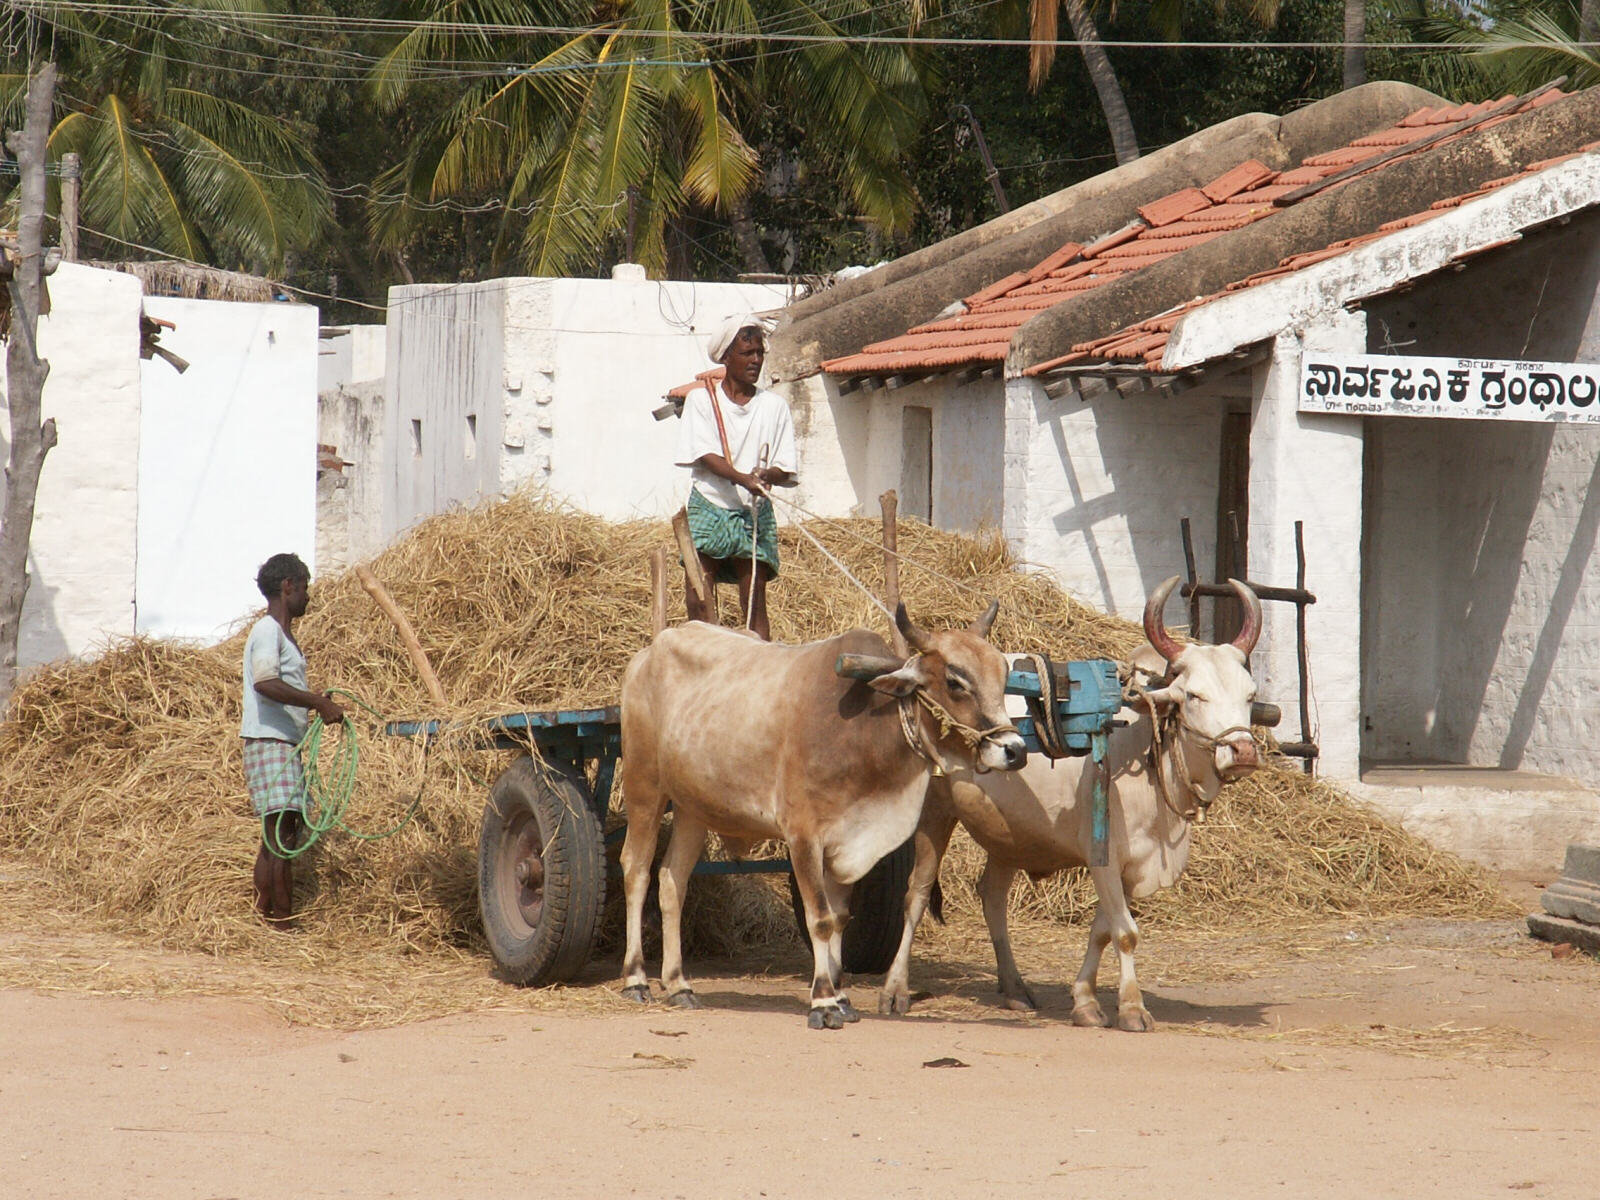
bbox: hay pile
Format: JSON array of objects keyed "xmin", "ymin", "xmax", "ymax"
[{"xmin": 0, "ymin": 493, "xmax": 1510, "ymax": 979}]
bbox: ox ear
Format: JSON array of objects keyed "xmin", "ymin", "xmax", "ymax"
[
  {"xmin": 868, "ymin": 655, "xmax": 933, "ymax": 698},
  {"xmin": 1134, "ymin": 685, "xmax": 1181, "ymax": 715}
]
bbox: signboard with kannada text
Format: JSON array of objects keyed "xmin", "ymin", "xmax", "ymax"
[{"xmin": 1298, "ymin": 352, "xmax": 1600, "ymax": 424}]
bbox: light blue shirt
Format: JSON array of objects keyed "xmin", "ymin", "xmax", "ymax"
[{"xmin": 240, "ymin": 615, "xmax": 309, "ymax": 742}]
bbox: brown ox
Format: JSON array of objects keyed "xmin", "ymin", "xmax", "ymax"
[
  {"xmin": 619, "ymin": 604, "xmax": 1026, "ymax": 1029},
  {"xmin": 881, "ymin": 577, "xmax": 1263, "ymax": 1031}
]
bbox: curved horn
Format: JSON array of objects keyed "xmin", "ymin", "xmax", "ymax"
[
  {"xmin": 1143, "ymin": 576, "xmax": 1185, "ymax": 664},
  {"xmin": 968, "ymin": 598, "xmax": 999, "ymax": 640},
  {"xmin": 895, "ymin": 603, "xmax": 933, "ymax": 653},
  {"xmin": 1229, "ymin": 578, "xmax": 1262, "ymax": 655}
]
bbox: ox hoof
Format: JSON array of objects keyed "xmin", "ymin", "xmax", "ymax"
[
  {"xmin": 879, "ymin": 989, "xmax": 910, "ymax": 1016},
  {"xmin": 1116, "ymin": 1007, "xmax": 1155, "ymax": 1033},
  {"xmin": 666, "ymin": 989, "xmax": 701, "ymax": 1010},
  {"xmin": 836, "ymin": 998, "xmax": 862, "ymax": 1024},
  {"xmin": 620, "ymin": 984, "xmax": 651, "ymax": 1004},
  {"xmin": 808, "ymin": 1006, "xmax": 846, "ymax": 1030},
  {"xmin": 1001, "ymin": 994, "xmax": 1038, "ymax": 1014},
  {"xmin": 1071, "ymin": 1003, "xmax": 1110, "ymax": 1028}
]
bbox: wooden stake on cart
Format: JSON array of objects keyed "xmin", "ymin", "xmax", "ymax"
[
  {"xmin": 879, "ymin": 490, "xmax": 908, "ymax": 656},
  {"xmin": 649, "ymin": 546, "xmax": 669, "ymax": 636},
  {"xmin": 671, "ymin": 508, "xmax": 711, "ymax": 609},
  {"xmin": 355, "ymin": 565, "xmax": 448, "ymax": 707}
]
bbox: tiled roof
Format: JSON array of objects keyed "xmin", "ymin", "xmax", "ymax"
[
  {"xmin": 1043, "ymin": 142, "xmax": 1600, "ymax": 375},
  {"xmin": 822, "ymin": 89, "xmax": 1568, "ymax": 379}
]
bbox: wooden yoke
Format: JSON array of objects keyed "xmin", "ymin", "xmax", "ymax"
[{"xmin": 880, "ymin": 490, "xmax": 908, "ymax": 656}]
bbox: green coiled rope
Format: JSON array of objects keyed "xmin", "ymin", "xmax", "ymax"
[{"xmin": 262, "ymin": 688, "xmax": 424, "ymax": 859}]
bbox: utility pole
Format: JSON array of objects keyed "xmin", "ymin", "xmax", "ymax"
[
  {"xmin": 0, "ymin": 62, "xmax": 60, "ymax": 704},
  {"xmin": 951, "ymin": 104, "xmax": 1010, "ymax": 214},
  {"xmin": 60, "ymin": 151, "xmax": 79, "ymax": 262}
]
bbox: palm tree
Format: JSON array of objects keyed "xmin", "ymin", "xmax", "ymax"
[
  {"xmin": 1023, "ymin": 0, "xmax": 1280, "ymax": 167},
  {"xmin": 370, "ymin": 0, "xmax": 929, "ymax": 277},
  {"xmin": 0, "ymin": 3, "xmax": 330, "ymax": 271},
  {"xmin": 1408, "ymin": 0, "xmax": 1600, "ymax": 94}
]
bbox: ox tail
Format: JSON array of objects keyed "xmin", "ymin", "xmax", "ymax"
[{"xmin": 928, "ymin": 879, "xmax": 945, "ymax": 925}]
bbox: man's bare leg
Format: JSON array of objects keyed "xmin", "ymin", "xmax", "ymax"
[{"xmin": 254, "ymin": 811, "xmax": 303, "ymax": 927}]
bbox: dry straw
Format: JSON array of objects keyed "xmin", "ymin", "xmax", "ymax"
[{"xmin": 0, "ymin": 493, "xmax": 1511, "ymax": 990}]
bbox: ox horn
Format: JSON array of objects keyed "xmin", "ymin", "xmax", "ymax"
[
  {"xmin": 969, "ymin": 598, "xmax": 999, "ymax": 640},
  {"xmin": 895, "ymin": 603, "xmax": 933, "ymax": 653},
  {"xmin": 1229, "ymin": 578, "xmax": 1262, "ymax": 655},
  {"xmin": 1143, "ymin": 576, "xmax": 1185, "ymax": 665}
]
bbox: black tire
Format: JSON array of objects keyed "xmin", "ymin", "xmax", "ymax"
[
  {"xmin": 479, "ymin": 756, "xmax": 606, "ymax": 985},
  {"xmin": 787, "ymin": 837, "xmax": 915, "ymax": 975}
]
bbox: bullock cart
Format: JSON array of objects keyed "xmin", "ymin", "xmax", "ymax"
[{"xmin": 386, "ymin": 656, "xmax": 1122, "ymax": 988}]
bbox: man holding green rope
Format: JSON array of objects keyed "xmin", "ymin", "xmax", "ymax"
[{"xmin": 241, "ymin": 553, "xmax": 344, "ymax": 928}]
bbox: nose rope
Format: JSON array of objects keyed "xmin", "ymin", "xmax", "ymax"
[
  {"xmin": 893, "ymin": 656, "xmax": 1021, "ymax": 776},
  {"xmin": 1126, "ymin": 681, "xmax": 1260, "ymax": 821}
]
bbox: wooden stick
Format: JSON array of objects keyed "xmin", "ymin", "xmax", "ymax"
[
  {"xmin": 880, "ymin": 490, "xmax": 908, "ymax": 655},
  {"xmin": 649, "ymin": 547, "xmax": 669, "ymax": 637},
  {"xmin": 671, "ymin": 508, "xmax": 711, "ymax": 606},
  {"xmin": 354, "ymin": 565, "xmax": 447, "ymax": 707}
]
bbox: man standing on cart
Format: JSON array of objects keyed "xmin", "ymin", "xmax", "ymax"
[{"xmin": 676, "ymin": 314, "xmax": 797, "ymax": 640}]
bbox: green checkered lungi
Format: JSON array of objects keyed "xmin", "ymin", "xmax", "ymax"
[
  {"xmin": 686, "ymin": 488, "xmax": 780, "ymax": 583},
  {"xmin": 242, "ymin": 737, "xmax": 308, "ymax": 817}
]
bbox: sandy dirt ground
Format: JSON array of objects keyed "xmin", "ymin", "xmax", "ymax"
[{"xmin": 5, "ymin": 892, "xmax": 1599, "ymax": 1200}]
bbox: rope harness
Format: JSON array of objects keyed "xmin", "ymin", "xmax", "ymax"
[
  {"xmin": 1014, "ymin": 651, "xmax": 1072, "ymax": 760},
  {"xmin": 892, "ymin": 655, "xmax": 1021, "ymax": 777},
  {"xmin": 1124, "ymin": 670, "xmax": 1256, "ymax": 822}
]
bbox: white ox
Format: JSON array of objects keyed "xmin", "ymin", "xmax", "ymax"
[
  {"xmin": 619, "ymin": 604, "xmax": 1027, "ymax": 1029},
  {"xmin": 881, "ymin": 577, "xmax": 1263, "ymax": 1031}
]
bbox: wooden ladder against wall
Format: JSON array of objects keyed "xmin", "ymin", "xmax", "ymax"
[{"xmin": 1179, "ymin": 517, "xmax": 1319, "ymax": 773}]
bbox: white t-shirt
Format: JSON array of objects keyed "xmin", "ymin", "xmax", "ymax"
[
  {"xmin": 240, "ymin": 615, "xmax": 309, "ymax": 742},
  {"xmin": 675, "ymin": 383, "xmax": 798, "ymax": 510}
]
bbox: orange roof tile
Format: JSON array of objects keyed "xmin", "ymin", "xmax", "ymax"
[
  {"xmin": 1201, "ymin": 159, "xmax": 1277, "ymax": 202},
  {"xmin": 822, "ymin": 88, "xmax": 1581, "ymax": 380},
  {"xmin": 1138, "ymin": 188, "xmax": 1212, "ymax": 228}
]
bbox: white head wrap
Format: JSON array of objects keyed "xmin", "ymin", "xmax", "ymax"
[{"xmin": 705, "ymin": 313, "xmax": 767, "ymax": 363}]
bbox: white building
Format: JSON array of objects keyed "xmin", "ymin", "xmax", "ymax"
[
  {"xmin": 379, "ymin": 266, "xmax": 793, "ymax": 535},
  {"xmin": 8, "ymin": 262, "xmax": 319, "ymax": 665},
  {"xmin": 768, "ymin": 80, "xmax": 1600, "ymax": 871}
]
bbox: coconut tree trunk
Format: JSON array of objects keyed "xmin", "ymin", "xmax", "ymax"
[
  {"xmin": 729, "ymin": 198, "xmax": 772, "ymax": 275},
  {"xmin": 1581, "ymin": 0, "xmax": 1599, "ymax": 47},
  {"xmin": 1343, "ymin": 0, "xmax": 1367, "ymax": 90},
  {"xmin": 0, "ymin": 63, "xmax": 59, "ymax": 705},
  {"xmin": 1062, "ymin": 0, "xmax": 1140, "ymax": 165}
]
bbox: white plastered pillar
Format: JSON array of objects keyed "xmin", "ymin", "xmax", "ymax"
[
  {"xmin": 1249, "ymin": 311, "xmax": 1366, "ymax": 781},
  {"xmin": 1000, "ymin": 375, "xmax": 1041, "ymax": 562}
]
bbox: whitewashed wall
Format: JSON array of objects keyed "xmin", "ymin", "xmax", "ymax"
[
  {"xmin": 12, "ymin": 264, "xmax": 144, "ymax": 666},
  {"xmin": 1002, "ymin": 375, "xmax": 1231, "ymax": 622},
  {"xmin": 1360, "ymin": 214, "xmax": 1600, "ymax": 781},
  {"xmin": 316, "ymin": 380, "xmax": 386, "ymax": 575},
  {"xmin": 136, "ymin": 298, "xmax": 319, "ymax": 640},
  {"xmin": 318, "ymin": 324, "xmax": 386, "ymax": 392},
  {"xmin": 384, "ymin": 270, "xmax": 792, "ymax": 533}
]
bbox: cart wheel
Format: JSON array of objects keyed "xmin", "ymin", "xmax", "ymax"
[
  {"xmin": 479, "ymin": 756, "xmax": 606, "ymax": 986},
  {"xmin": 787, "ymin": 837, "xmax": 914, "ymax": 975}
]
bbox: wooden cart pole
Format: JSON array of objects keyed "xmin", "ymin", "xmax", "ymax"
[
  {"xmin": 354, "ymin": 565, "xmax": 447, "ymax": 707},
  {"xmin": 649, "ymin": 547, "xmax": 670, "ymax": 636},
  {"xmin": 880, "ymin": 490, "xmax": 908, "ymax": 655},
  {"xmin": 671, "ymin": 508, "xmax": 711, "ymax": 609}
]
